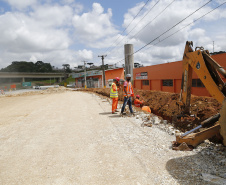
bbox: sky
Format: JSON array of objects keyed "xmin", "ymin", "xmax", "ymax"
[{"xmin": 0, "ymin": 0, "xmax": 226, "ymax": 69}]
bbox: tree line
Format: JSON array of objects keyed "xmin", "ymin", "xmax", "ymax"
[{"xmin": 0, "ymin": 61, "xmax": 54, "ymax": 73}]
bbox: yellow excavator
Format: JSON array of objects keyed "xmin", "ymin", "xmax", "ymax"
[{"xmin": 174, "ymin": 41, "xmax": 226, "ymax": 148}]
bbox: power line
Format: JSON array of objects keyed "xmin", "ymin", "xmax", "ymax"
[
  {"xmin": 130, "ymin": 0, "xmax": 176, "ymax": 40},
  {"xmin": 133, "ymin": 0, "xmax": 212, "ymax": 55},
  {"xmin": 106, "ymin": 0, "xmax": 161, "ymax": 55},
  {"xmin": 114, "ymin": 0, "xmax": 213, "ymax": 65},
  {"xmin": 103, "ymin": 0, "xmax": 151, "ymax": 54},
  {"xmin": 144, "ymin": 1, "xmax": 226, "ymax": 51}
]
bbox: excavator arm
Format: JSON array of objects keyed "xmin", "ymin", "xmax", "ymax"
[
  {"xmin": 175, "ymin": 41, "xmax": 226, "ymax": 147},
  {"xmin": 179, "ymin": 41, "xmax": 226, "ymax": 113}
]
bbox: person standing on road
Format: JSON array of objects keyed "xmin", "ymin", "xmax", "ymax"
[
  {"xmin": 110, "ymin": 77, "xmax": 120, "ymax": 114},
  {"xmin": 120, "ymin": 74, "xmax": 135, "ymax": 116}
]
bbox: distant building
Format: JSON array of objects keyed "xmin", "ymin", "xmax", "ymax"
[{"xmin": 72, "ymin": 68, "xmax": 124, "ymax": 88}]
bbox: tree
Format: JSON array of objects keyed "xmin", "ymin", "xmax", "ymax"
[{"xmin": 0, "ymin": 61, "xmax": 53, "ymax": 72}]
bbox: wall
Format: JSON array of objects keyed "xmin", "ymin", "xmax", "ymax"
[
  {"xmin": 105, "ymin": 68, "xmax": 124, "ymax": 81},
  {"xmin": 134, "ymin": 80, "xmax": 142, "ymax": 89},
  {"xmin": 151, "ymin": 80, "xmax": 161, "ymax": 91},
  {"xmin": 142, "ymin": 84, "xmax": 150, "ymax": 90},
  {"xmin": 133, "ymin": 53, "xmax": 226, "ymax": 97}
]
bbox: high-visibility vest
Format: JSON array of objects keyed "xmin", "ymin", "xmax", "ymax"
[
  {"xmin": 134, "ymin": 99, "xmax": 143, "ymax": 107},
  {"xmin": 110, "ymin": 83, "xmax": 118, "ymax": 98},
  {"xmin": 123, "ymin": 82, "xmax": 134, "ymax": 97}
]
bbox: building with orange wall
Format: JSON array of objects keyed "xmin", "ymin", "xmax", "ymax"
[
  {"xmin": 72, "ymin": 68, "xmax": 124, "ymax": 88},
  {"xmin": 133, "ymin": 53, "xmax": 226, "ymax": 97}
]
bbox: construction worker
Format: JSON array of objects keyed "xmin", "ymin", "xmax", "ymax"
[
  {"xmin": 134, "ymin": 95, "xmax": 144, "ymax": 107},
  {"xmin": 110, "ymin": 77, "xmax": 120, "ymax": 114},
  {"xmin": 121, "ymin": 74, "xmax": 135, "ymax": 116}
]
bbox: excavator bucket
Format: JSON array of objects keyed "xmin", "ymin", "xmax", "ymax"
[{"xmin": 219, "ymin": 98, "xmax": 226, "ymax": 146}]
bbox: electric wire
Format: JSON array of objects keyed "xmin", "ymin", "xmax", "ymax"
[
  {"xmin": 130, "ymin": 0, "xmax": 176, "ymax": 41},
  {"xmin": 144, "ymin": 1, "xmax": 226, "ymax": 51},
  {"xmin": 114, "ymin": 0, "xmax": 214, "ymax": 65},
  {"xmin": 106, "ymin": 0, "xmax": 161, "ymax": 55},
  {"xmin": 103, "ymin": 0, "xmax": 151, "ymax": 54},
  {"xmin": 133, "ymin": 0, "xmax": 212, "ymax": 55}
]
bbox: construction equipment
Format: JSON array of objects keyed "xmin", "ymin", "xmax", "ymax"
[{"xmin": 174, "ymin": 41, "xmax": 226, "ymax": 148}]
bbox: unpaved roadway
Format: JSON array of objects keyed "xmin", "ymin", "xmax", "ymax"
[{"xmin": 0, "ymin": 91, "xmax": 224, "ymax": 184}]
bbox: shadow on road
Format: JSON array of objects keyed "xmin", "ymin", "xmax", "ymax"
[
  {"xmin": 109, "ymin": 115, "xmax": 121, "ymax": 118},
  {"xmin": 99, "ymin": 112, "xmax": 112, "ymax": 115},
  {"xmin": 166, "ymin": 147, "xmax": 226, "ymax": 185}
]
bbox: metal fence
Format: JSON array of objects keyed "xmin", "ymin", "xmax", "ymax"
[{"xmin": 76, "ymin": 78, "xmax": 103, "ymax": 88}]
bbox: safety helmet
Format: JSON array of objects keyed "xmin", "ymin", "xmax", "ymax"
[
  {"xmin": 115, "ymin": 77, "xmax": 120, "ymax": 81},
  {"xmin": 136, "ymin": 95, "xmax": 140, "ymax": 99},
  {"xmin": 126, "ymin": 74, "xmax": 131, "ymax": 78}
]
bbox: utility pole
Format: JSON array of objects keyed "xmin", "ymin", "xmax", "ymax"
[
  {"xmin": 83, "ymin": 61, "xmax": 87, "ymax": 89},
  {"xmin": 213, "ymin": 41, "xmax": 215, "ymax": 53},
  {"xmin": 98, "ymin": 55, "xmax": 107, "ymax": 88},
  {"xmin": 62, "ymin": 64, "xmax": 70, "ymax": 87}
]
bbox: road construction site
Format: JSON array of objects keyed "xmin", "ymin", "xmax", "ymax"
[{"xmin": 0, "ymin": 87, "xmax": 225, "ymax": 184}]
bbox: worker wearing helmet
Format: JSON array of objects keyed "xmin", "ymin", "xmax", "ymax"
[
  {"xmin": 134, "ymin": 95, "xmax": 144, "ymax": 108},
  {"xmin": 110, "ymin": 77, "xmax": 120, "ymax": 114},
  {"xmin": 120, "ymin": 74, "xmax": 134, "ymax": 116}
]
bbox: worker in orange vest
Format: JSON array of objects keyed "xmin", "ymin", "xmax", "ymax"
[
  {"xmin": 120, "ymin": 74, "xmax": 135, "ymax": 116},
  {"xmin": 110, "ymin": 77, "xmax": 120, "ymax": 114},
  {"xmin": 134, "ymin": 95, "xmax": 144, "ymax": 108}
]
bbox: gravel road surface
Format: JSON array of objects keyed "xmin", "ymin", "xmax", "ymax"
[{"xmin": 0, "ymin": 91, "xmax": 225, "ymax": 184}]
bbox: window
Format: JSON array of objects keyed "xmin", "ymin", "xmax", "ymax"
[
  {"xmin": 162, "ymin": 80, "xmax": 173, "ymax": 86},
  {"xmin": 192, "ymin": 79, "xmax": 205, "ymax": 87},
  {"xmin": 142, "ymin": 80, "xmax": 149, "ymax": 86}
]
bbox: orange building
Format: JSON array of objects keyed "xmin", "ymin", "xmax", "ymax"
[
  {"xmin": 73, "ymin": 68, "xmax": 124, "ymax": 88},
  {"xmin": 133, "ymin": 53, "xmax": 226, "ymax": 97}
]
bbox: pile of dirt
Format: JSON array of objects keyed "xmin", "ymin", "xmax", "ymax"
[{"xmin": 80, "ymin": 88, "xmax": 222, "ymax": 132}]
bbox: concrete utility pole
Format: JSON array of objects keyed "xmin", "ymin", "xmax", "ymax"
[
  {"xmin": 98, "ymin": 55, "xmax": 107, "ymax": 88},
  {"xmin": 124, "ymin": 44, "xmax": 134, "ymax": 83},
  {"xmin": 62, "ymin": 64, "xmax": 70, "ymax": 87},
  {"xmin": 213, "ymin": 41, "xmax": 215, "ymax": 53},
  {"xmin": 83, "ymin": 61, "xmax": 87, "ymax": 89}
]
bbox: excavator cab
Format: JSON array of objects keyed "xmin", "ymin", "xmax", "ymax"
[{"xmin": 173, "ymin": 41, "xmax": 226, "ymax": 149}]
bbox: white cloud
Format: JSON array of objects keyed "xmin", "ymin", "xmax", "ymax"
[
  {"xmin": 119, "ymin": 0, "xmax": 226, "ymax": 66},
  {"xmin": 75, "ymin": 49, "xmax": 93, "ymax": 61},
  {"xmin": 29, "ymin": 4, "xmax": 73, "ymax": 27},
  {"xmin": 0, "ymin": 12, "xmax": 71, "ymax": 53},
  {"xmin": 3, "ymin": 0, "xmax": 37, "ymax": 9},
  {"xmin": 72, "ymin": 3, "xmax": 118, "ymax": 46},
  {"xmin": 0, "ymin": 0, "xmax": 226, "ymax": 70}
]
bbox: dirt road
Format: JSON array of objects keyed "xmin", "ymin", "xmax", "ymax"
[{"xmin": 0, "ymin": 91, "xmax": 225, "ymax": 184}]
